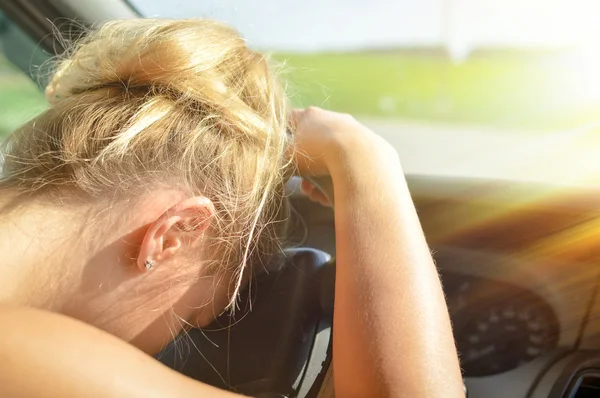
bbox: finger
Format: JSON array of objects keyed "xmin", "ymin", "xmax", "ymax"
[
  {"xmin": 288, "ymin": 108, "xmax": 305, "ymax": 129},
  {"xmin": 288, "ymin": 109, "xmax": 311, "ymax": 175},
  {"xmin": 317, "ymin": 197, "xmax": 332, "ymax": 207},
  {"xmin": 300, "ymin": 179, "xmax": 316, "ymax": 195},
  {"xmin": 309, "ymin": 189, "xmax": 331, "ymax": 207},
  {"xmin": 293, "ymin": 147, "xmax": 318, "ymax": 178}
]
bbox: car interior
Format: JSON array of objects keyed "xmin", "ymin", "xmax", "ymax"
[{"xmin": 2, "ymin": 1, "xmax": 600, "ymax": 397}]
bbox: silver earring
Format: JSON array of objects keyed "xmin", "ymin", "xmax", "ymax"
[{"xmin": 144, "ymin": 259, "xmax": 154, "ymax": 270}]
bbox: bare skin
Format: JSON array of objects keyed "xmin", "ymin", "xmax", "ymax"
[
  {"xmin": 0, "ymin": 107, "xmax": 464, "ymax": 397},
  {"xmin": 295, "ymin": 108, "xmax": 464, "ymax": 397}
]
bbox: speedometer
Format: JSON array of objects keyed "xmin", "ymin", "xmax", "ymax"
[
  {"xmin": 443, "ymin": 275, "xmax": 560, "ymax": 377},
  {"xmin": 456, "ymin": 303, "xmax": 558, "ymax": 377}
]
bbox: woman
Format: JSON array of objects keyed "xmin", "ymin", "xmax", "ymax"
[{"xmin": 0, "ymin": 19, "xmax": 464, "ymax": 397}]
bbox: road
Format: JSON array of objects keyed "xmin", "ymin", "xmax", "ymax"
[{"xmin": 359, "ymin": 117, "xmax": 600, "ymax": 187}]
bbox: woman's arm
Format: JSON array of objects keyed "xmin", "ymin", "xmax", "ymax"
[
  {"xmin": 0, "ymin": 305, "xmax": 240, "ymax": 398},
  {"xmin": 294, "ymin": 107, "xmax": 464, "ymax": 398}
]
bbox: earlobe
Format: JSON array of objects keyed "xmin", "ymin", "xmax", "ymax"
[{"xmin": 144, "ymin": 259, "xmax": 155, "ymax": 270}]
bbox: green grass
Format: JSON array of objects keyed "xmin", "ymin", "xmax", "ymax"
[
  {"xmin": 276, "ymin": 50, "xmax": 600, "ymax": 130},
  {"xmin": 2, "ymin": 49, "xmax": 599, "ymax": 140},
  {"xmin": 0, "ymin": 56, "xmax": 47, "ymax": 138}
]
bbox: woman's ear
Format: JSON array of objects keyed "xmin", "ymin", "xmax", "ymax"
[{"xmin": 136, "ymin": 196, "xmax": 214, "ymax": 272}]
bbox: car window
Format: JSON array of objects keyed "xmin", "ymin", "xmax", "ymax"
[
  {"xmin": 0, "ymin": 11, "xmax": 47, "ymax": 139},
  {"xmin": 129, "ymin": 0, "xmax": 600, "ymax": 132}
]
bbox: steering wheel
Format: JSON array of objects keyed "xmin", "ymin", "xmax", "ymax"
[{"xmin": 157, "ymin": 248, "xmax": 336, "ymax": 398}]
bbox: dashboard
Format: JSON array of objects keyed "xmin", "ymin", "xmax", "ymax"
[{"xmin": 287, "ymin": 175, "xmax": 600, "ymax": 397}]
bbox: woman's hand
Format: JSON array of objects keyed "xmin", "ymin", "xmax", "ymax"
[
  {"xmin": 291, "ymin": 107, "xmax": 397, "ymax": 177},
  {"xmin": 291, "ymin": 106, "xmax": 398, "ymax": 207}
]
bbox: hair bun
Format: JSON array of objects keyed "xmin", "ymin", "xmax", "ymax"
[{"xmin": 46, "ymin": 19, "xmax": 247, "ymax": 106}]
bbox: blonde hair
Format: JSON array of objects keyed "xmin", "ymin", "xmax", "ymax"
[{"xmin": 0, "ymin": 19, "xmax": 293, "ymax": 307}]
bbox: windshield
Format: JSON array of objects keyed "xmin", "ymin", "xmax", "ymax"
[{"xmin": 130, "ymin": 0, "xmax": 600, "ymax": 132}]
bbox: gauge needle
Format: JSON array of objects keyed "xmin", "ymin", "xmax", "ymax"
[{"xmin": 464, "ymin": 344, "xmax": 497, "ymax": 363}]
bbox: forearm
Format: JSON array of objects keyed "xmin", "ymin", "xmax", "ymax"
[
  {"xmin": 0, "ymin": 305, "xmax": 240, "ymax": 398},
  {"xmin": 331, "ymin": 158, "xmax": 464, "ymax": 397}
]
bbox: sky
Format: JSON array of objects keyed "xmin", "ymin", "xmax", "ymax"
[{"xmin": 131, "ymin": 0, "xmax": 600, "ymax": 54}]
